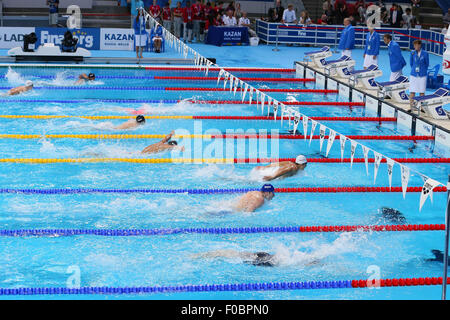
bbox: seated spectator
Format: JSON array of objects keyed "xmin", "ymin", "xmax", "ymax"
[
  {"xmin": 323, "ymin": 0, "xmax": 332, "ymax": 16},
  {"xmin": 318, "ymin": 13, "xmax": 330, "ymax": 25},
  {"xmin": 390, "ymin": 3, "xmax": 402, "ymax": 28},
  {"xmin": 215, "ymin": 1, "xmax": 225, "ymax": 16},
  {"xmin": 222, "ymin": 9, "xmax": 237, "ymax": 26},
  {"xmin": 298, "ymin": 11, "xmax": 312, "ymax": 25},
  {"xmin": 282, "ymin": 4, "xmax": 297, "ymax": 24},
  {"xmin": 444, "ymin": 8, "xmax": 450, "ymax": 26},
  {"xmin": 226, "ymin": 1, "xmax": 236, "ymax": 15},
  {"xmin": 239, "ymin": 12, "xmax": 256, "ymax": 37},
  {"xmin": 268, "ymin": 0, "xmax": 284, "ymax": 22},
  {"xmin": 205, "ymin": 10, "xmax": 220, "ymax": 36},
  {"xmin": 402, "ymin": 8, "xmax": 415, "ymax": 29}
]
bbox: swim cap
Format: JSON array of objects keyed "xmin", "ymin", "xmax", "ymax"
[
  {"xmin": 136, "ymin": 115, "xmax": 146, "ymax": 124},
  {"xmin": 88, "ymin": 73, "xmax": 95, "ymax": 79},
  {"xmin": 244, "ymin": 252, "xmax": 275, "ymax": 267},
  {"xmin": 26, "ymin": 80, "xmax": 33, "ymax": 87},
  {"xmin": 168, "ymin": 140, "xmax": 178, "ymax": 146},
  {"xmin": 261, "ymin": 184, "xmax": 274, "ymax": 193},
  {"xmin": 295, "ymin": 155, "xmax": 307, "ymax": 165}
]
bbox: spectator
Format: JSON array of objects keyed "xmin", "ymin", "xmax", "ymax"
[
  {"xmin": 239, "ymin": 12, "xmax": 257, "ymax": 37},
  {"xmin": 234, "ymin": 3, "xmax": 242, "ymax": 19},
  {"xmin": 444, "ymin": 8, "xmax": 450, "ymax": 26},
  {"xmin": 409, "ymin": 39, "xmax": 429, "ymax": 107},
  {"xmin": 223, "ymin": 8, "xmax": 237, "ymax": 26},
  {"xmin": 205, "ymin": 10, "xmax": 220, "ymax": 37},
  {"xmin": 411, "ymin": 0, "xmax": 420, "ymax": 23},
  {"xmin": 383, "ymin": 33, "xmax": 406, "ymax": 80},
  {"xmin": 226, "ymin": 1, "xmax": 236, "ymax": 14},
  {"xmin": 377, "ymin": 0, "xmax": 389, "ymax": 23},
  {"xmin": 183, "ymin": 0, "xmax": 194, "ymax": 42},
  {"xmin": 318, "ymin": 13, "xmax": 330, "ymax": 25},
  {"xmin": 390, "ymin": 3, "xmax": 402, "ymax": 28},
  {"xmin": 338, "ymin": 17, "xmax": 355, "ymax": 57},
  {"xmin": 215, "ymin": 1, "xmax": 225, "ymax": 16},
  {"xmin": 299, "ymin": 11, "xmax": 312, "ymax": 25},
  {"xmin": 323, "ymin": 0, "xmax": 333, "ymax": 16},
  {"xmin": 47, "ymin": 0, "xmax": 59, "ymax": 27},
  {"xmin": 354, "ymin": 0, "xmax": 366, "ymax": 23},
  {"xmin": 268, "ymin": 0, "xmax": 284, "ymax": 23},
  {"xmin": 402, "ymin": 8, "xmax": 415, "ymax": 29},
  {"xmin": 162, "ymin": 2, "xmax": 172, "ymax": 32},
  {"xmin": 282, "ymin": 4, "xmax": 297, "ymax": 24},
  {"xmin": 192, "ymin": 0, "xmax": 204, "ymax": 42},
  {"xmin": 173, "ymin": 1, "xmax": 184, "ymax": 38},
  {"xmin": 149, "ymin": 0, "xmax": 162, "ymax": 23},
  {"xmin": 335, "ymin": 0, "xmax": 347, "ymax": 24}
]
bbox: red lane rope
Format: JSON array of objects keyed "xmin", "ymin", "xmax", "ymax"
[
  {"xmin": 233, "ymin": 157, "xmax": 450, "ymax": 164},
  {"xmin": 166, "ymin": 87, "xmax": 337, "ymax": 93},
  {"xmin": 192, "ymin": 100, "xmax": 364, "ymax": 106},
  {"xmin": 353, "ymin": 277, "xmax": 450, "ymax": 288},
  {"xmin": 210, "ymin": 134, "xmax": 434, "ymax": 140},
  {"xmin": 274, "ymin": 186, "xmax": 447, "ymax": 193},
  {"xmin": 154, "ymin": 76, "xmax": 315, "ymax": 82},
  {"xmin": 144, "ymin": 67, "xmax": 295, "ymax": 72},
  {"xmin": 193, "ymin": 116, "xmax": 395, "ymax": 121},
  {"xmin": 298, "ymin": 224, "xmax": 445, "ymax": 233}
]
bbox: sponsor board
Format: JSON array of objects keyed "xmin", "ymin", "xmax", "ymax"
[
  {"xmin": 328, "ymin": 79, "xmax": 337, "ymax": 90},
  {"xmin": 365, "ymin": 95, "xmax": 378, "ymax": 115},
  {"xmin": 338, "ymin": 83, "xmax": 350, "ymax": 99},
  {"xmin": 0, "ymin": 27, "xmax": 35, "ymax": 49},
  {"xmin": 315, "ymin": 73, "xmax": 325, "ymax": 89},
  {"xmin": 35, "ymin": 27, "xmax": 100, "ymax": 50},
  {"xmin": 295, "ymin": 63, "xmax": 305, "ymax": 78},
  {"xmin": 435, "ymin": 128, "xmax": 450, "ymax": 148},
  {"xmin": 396, "ymin": 110, "xmax": 413, "ymax": 131},
  {"xmin": 352, "ymin": 89, "xmax": 364, "ymax": 103},
  {"xmin": 305, "ymin": 68, "xmax": 315, "ymax": 79},
  {"xmin": 100, "ymin": 28, "xmax": 135, "ymax": 51},
  {"xmin": 381, "ymin": 103, "xmax": 395, "ymax": 118},
  {"xmin": 415, "ymin": 119, "xmax": 433, "ymax": 136}
]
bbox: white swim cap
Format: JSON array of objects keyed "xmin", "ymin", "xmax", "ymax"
[
  {"xmin": 26, "ymin": 80, "xmax": 33, "ymax": 87},
  {"xmin": 295, "ymin": 155, "xmax": 307, "ymax": 165}
]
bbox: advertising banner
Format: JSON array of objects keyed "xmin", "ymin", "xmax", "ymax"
[
  {"xmin": 100, "ymin": 28, "xmax": 135, "ymax": 51},
  {"xmin": 35, "ymin": 27, "xmax": 100, "ymax": 50},
  {"xmin": 0, "ymin": 27, "xmax": 35, "ymax": 49}
]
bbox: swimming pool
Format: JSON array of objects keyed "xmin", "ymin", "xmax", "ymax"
[{"xmin": 0, "ymin": 63, "xmax": 448, "ymax": 300}]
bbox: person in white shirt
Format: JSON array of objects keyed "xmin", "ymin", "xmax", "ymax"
[
  {"xmin": 401, "ymin": 8, "xmax": 415, "ymax": 29},
  {"xmin": 239, "ymin": 11, "xmax": 256, "ymax": 37},
  {"xmin": 298, "ymin": 10, "xmax": 312, "ymax": 25},
  {"xmin": 223, "ymin": 9, "xmax": 237, "ymax": 26},
  {"xmin": 282, "ymin": 4, "xmax": 297, "ymax": 24}
]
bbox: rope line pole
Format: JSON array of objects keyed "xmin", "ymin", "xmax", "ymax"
[{"xmin": 273, "ymin": 24, "xmax": 280, "ymax": 52}]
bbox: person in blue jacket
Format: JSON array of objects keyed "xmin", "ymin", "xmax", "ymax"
[
  {"xmin": 338, "ymin": 18, "xmax": 355, "ymax": 58},
  {"xmin": 363, "ymin": 27, "xmax": 380, "ymax": 69},
  {"xmin": 383, "ymin": 33, "xmax": 406, "ymax": 81},
  {"xmin": 133, "ymin": 7, "xmax": 148, "ymax": 59},
  {"xmin": 409, "ymin": 39, "xmax": 429, "ymax": 106}
]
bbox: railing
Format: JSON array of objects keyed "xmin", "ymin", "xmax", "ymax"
[{"xmin": 256, "ymin": 20, "xmax": 446, "ymax": 56}]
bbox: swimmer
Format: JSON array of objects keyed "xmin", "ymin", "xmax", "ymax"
[
  {"xmin": 5, "ymin": 80, "xmax": 33, "ymax": 96},
  {"xmin": 379, "ymin": 207, "xmax": 406, "ymax": 223},
  {"xmin": 426, "ymin": 250, "xmax": 450, "ymax": 266},
  {"xmin": 233, "ymin": 184, "xmax": 275, "ymax": 212},
  {"xmin": 192, "ymin": 249, "xmax": 277, "ymax": 267},
  {"xmin": 253, "ymin": 155, "xmax": 307, "ymax": 181},
  {"xmin": 141, "ymin": 130, "xmax": 185, "ymax": 154},
  {"xmin": 75, "ymin": 73, "xmax": 95, "ymax": 85},
  {"xmin": 114, "ymin": 115, "xmax": 146, "ymax": 130}
]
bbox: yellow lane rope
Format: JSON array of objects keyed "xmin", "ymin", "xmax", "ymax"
[{"xmin": 0, "ymin": 158, "xmax": 235, "ymax": 164}]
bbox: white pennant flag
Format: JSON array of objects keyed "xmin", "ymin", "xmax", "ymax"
[
  {"xmin": 239, "ymin": 80, "xmax": 244, "ymax": 98},
  {"xmin": 293, "ymin": 113, "xmax": 301, "ymax": 135},
  {"xmin": 229, "ymin": 75, "xmax": 234, "ymax": 92},
  {"xmin": 400, "ymin": 164, "xmax": 410, "ymax": 199},
  {"xmin": 217, "ymin": 69, "xmax": 224, "ymax": 85},
  {"xmin": 325, "ymin": 129, "xmax": 336, "ymax": 157},
  {"xmin": 273, "ymin": 101, "xmax": 279, "ymax": 120},
  {"xmin": 350, "ymin": 140, "xmax": 358, "ymax": 168},
  {"xmin": 248, "ymin": 87, "xmax": 254, "ymax": 105},
  {"xmin": 309, "ymin": 120, "xmax": 317, "ymax": 146},
  {"xmin": 280, "ymin": 104, "xmax": 286, "ymax": 126},
  {"xmin": 223, "ymin": 72, "xmax": 229, "ymax": 89},
  {"xmin": 242, "ymin": 83, "xmax": 248, "ymax": 102},
  {"xmin": 302, "ymin": 115, "xmax": 309, "ymax": 140},
  {"xmin": 373, "ymin": 151, "xmax": 383, "ymax": 184},
  {"xmin": 233, "ymin": 78, "xmax": 239, "ymax": 95},
  {"xmin": 288, "ymin": 109, "xmax": 293, "ymax": 129},
  {"xmin": 260, "ymin": 93, "xmax": 266, "ymax": 114},
  {"xmin": 419, "ymin": 178, "xmax": 441, "ymax": 211},
  {"xmin": 386, "ymin": 157, "xmax": 395, "ymax": 189},
  {"xmin": 267, "ymin": 96, "xmax": 273, "ymax": 116},
  {"xmin": 319, "ymin": 124, "xmax": 326, "ymax": 152},
  {"xmin": 362, "ymin": 145, "xmax": 370, "ymax": 175},
  {"xmin": 339, "ymin": 135, "xmax": 347, "ymax": 161}
]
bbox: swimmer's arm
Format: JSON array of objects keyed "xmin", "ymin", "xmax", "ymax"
[
  {"xmin": 263, "ymin": 165, "xmax": 296, "ymax": 181},
  {"xmin": 161, "ymin": 130, "xmax": 175, "ymax": 143}
]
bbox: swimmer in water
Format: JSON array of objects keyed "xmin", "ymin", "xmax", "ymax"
[
  {"xmin": 75, "ymin": 73, "xmax": 95, "ymax": 85},
  {"xmin": 6, "ymin": 80, "xmax": 33, "ymax": 96},
  {"xmin": 233, "ymin": 184, "xmax": 275, "ymax": 212},
  {"xmin": 379, "ymin": 207, "xmax": 406, "ymax": 223},
  {"xmin": 141, "ymin": 130, "xmax": 185, "ymax": 154},
  {"xmin": 114, "ymin": 115, "xmax": 146, "ymax": 130},
  {"xmin": 192, "ymin": 249, "xmax": 277, "ymax": 267},
  {"xmin": 253, "ymin": 155, "xmax": 307, "ymax": 181},
  {"xmin": 426, "ymin": 250, "xmax": 450, "ymax": 266}
]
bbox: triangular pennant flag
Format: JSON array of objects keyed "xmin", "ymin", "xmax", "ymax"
[
  {"xmin": 309, "ymin": 120, "xmax": 317, "ymax": 146},
  {"xmin": 248, "ymin": 87, "xmax": 254, "ymax": 105},
  {"xmin": 400, "ymin": 164, "xmax": 410, "ymax": 199},
  {"xmin": 288, "ymin": 109, "xmax": 293, "ymax": 129},
  {"xmin": 238, "ymin": 80, "xmax": 243, "ymax": 97},
  {"xmin": 319, "ymin": 124, "xmax": 326, "ymax": 152},
  {"xmin": 260, "ymin": 93, "xmax": 266, "ymax": 114},
  {"xmin": 339, "ymin": 135, "xmax": 347, "ymax": 161},
  {"xmin": 223, "ymin": 72, "xmax": 229, "ymax": 89},
  {"xmin": 325, "ymin": 129, "xmax": 336, "ymax": 157},
  {"xmin": 293, "ymin": 113, "xmax": 301, "ymax": 135},
  {"xmin": 386, "ymin": 157, "xmax": 395, "ymax": 189},
  {"xmin": 229, "ymin": 75, "xmax": 234, "ymax": 92},
  {"xmin": 350, "ymin": 140, "xmax": 358, "ymax": 168},
  {"xmin": 302, "ymin": 115, "xmax": 309, "ymax": 140},
  {"xmin": 280, "ymin": 104, "xmax": 286, "ymax": 126},
  {"xmin": 242, "ymin": 83, "xmax": 248, "ymax": 102},
  {"xmin": 273, "ymin": 100, "xmax": 279, "ymax": 120},
  {"xmin": 373, "ymin": 151, "xmax": 383, "ymax": 183},
  {"xmin": 266, "ymin": 96, "xmax": 273, "ymax": 116},
  {"xmin": 419, "ymin": 178, "xmax": 441, "ymax": 211},
  {"xmin": 362, "ymin": 145, "xmax": 370, "ymax": 175}
]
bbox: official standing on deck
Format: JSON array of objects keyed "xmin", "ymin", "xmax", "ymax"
[
  {"xmin": 383, "ymin": 34, "xmax": 406, "ymax": 81},
  {"xmin": 338, "ymin": 18, "xmax": 355, "ymax": 57},
  {"xmin": 363, "ymin": 27, "xmax": 380, "ymax": 68},
  {"xmin": 409, "ymin": 40, "xmax": 429, "ymax": 107}
]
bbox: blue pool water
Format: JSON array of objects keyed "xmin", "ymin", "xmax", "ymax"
[{"xmin": 0, "ymin": 50, "xmax": 449, "ymax": 300}]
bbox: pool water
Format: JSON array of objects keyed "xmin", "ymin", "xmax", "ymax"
[{"xmin": 0, "ymin": 63, "xmax": 449, "ymax": 300}]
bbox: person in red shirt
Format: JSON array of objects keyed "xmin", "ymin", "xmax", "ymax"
[
  {"xmin": 192, "ymin": 0, "xmax": 204, "ymax": 42},
  {"xmin": 183, "ymin": 0, "xmax": 193, "ymax": 42},
  {"xmin": 162, "ymin": 2, "xmax": 172, "ymax": 32},
  {"xmin": 149, "ymin": 0, "xmax": 162, "ymax": 23},
  {"xmin": 173, "ymin": 1, "xmax": 184, "ymax": 38}
]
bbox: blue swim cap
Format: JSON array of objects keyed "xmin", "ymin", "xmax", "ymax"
[{"xmin": 261, "ymin": 184, "xmax": 275, "ymax": 193}]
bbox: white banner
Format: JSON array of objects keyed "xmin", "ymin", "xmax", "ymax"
[
  {"xmin": 339, "ymin": 135, "xmax": 347, "ymax": 161},
  {"xmin": 350, "ymin": 140, "xmax": 358, "ymax": 167},
  {"xmin": 293, "ymin": 113, "xmax": 301, "ymax": 135},
  {"xmin": 319, "ymin": 125, "xmax": 326, "ymax": 152},
  {"xmin": 267, "ymin": 96, "xmax": 273, "ymax": 116},
  {"xmin": 248, "ymin": 87, "xmax": 254, "ymax": 105},
  {"xmin": 302, "ymin": 115, "xmax": 309, "ymax": 140},
  {"xmin": 362, "ymin": 145, "xmax": 370, "ymax": 175},
  {"xmin": 273, "ymin": 101, "xmax": 279, "ymax": 120},
  {"xmin": 217, "ymin": 69, "xmax": 225, "ymax": 85},
  {"xmin": 242, "ymin": 83, "xmax": 248, "ymax": 102},
  {"xmin": 400, "ymin": 164, "xmax": 410, "ymax": 199},
  {"xmin": 373, "ymin": 151, "xmax": 383, "ymax": 183},
  {"xmin": 309, "ymin": 120, "xmax": 317, "ymax": 146},
  {"xmin": 419, "ymin": 178, "xmax": 442, "ymax": 211},
  {"xmin": 260, "ymin": 93, "xmax": 266, "ymax": 114},
  {"xmin": 386, "ymin": 157, "xmax": 395, "ymax": 189},
  {"xmin": 0, "ymin": 27, "xmax": 35, "ymax": 49},
  {"xmin": 326, "ymin": 129, "xmax": 336, "ymax": 157}
]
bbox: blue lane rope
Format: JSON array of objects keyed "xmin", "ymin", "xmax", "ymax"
[
  {"xmin": 0, "ymin": 280, "xmax": 353, "ymax": 295},
  {"xmin": 0, "ymin": 226, "xmax": 301, "ymax": 237},
  {"xmin": 0, "ymin": 99, "xmax": 179, "ymax": 104},
  {"xmin": 0, "ymin": 188, "xmax": 259, "ymax": 194}
]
